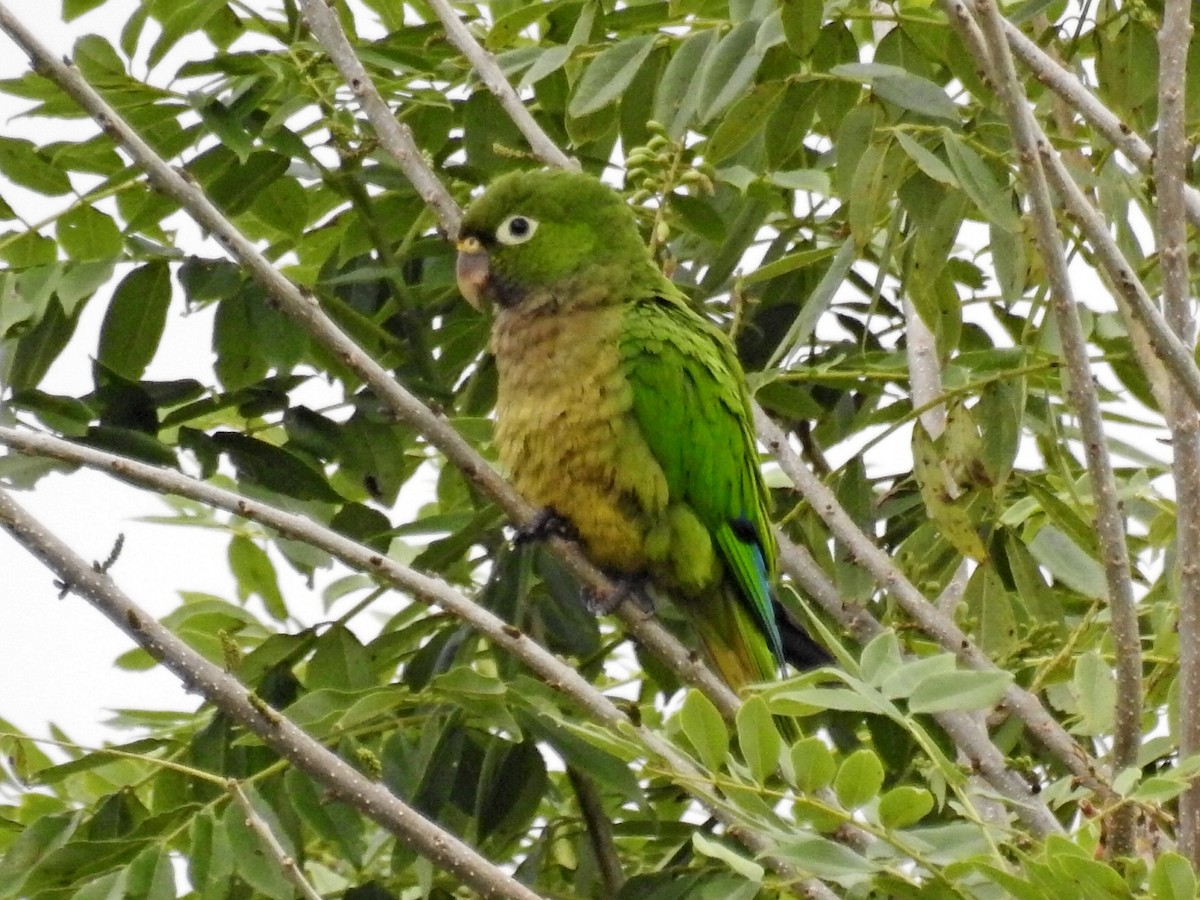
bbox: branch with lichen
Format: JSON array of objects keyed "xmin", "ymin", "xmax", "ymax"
[
  {"xmin": 959, "ymin": 0, "xmax": 1142, "ymax": 858},
  {"xmin": 1154, "ymin": 0, "xmax": 1200, "ymax": 866}
]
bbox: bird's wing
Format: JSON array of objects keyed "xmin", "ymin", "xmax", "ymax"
[{"xmin": 619, "ymin": 293, "xmax": 783, "ymax": 664}]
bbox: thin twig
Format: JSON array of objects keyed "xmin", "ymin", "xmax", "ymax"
[
  {"xmin": 1154, "ymin": 0, "xmax": 1200, "ymax": 865},
  {"xmin": 424, "ymin": 0, "xmax": 579, "ymax": 171},
  {"xmin": 229, "ymin": 780, "xmax": 323, "ymax": 900},
  {"xmin": 295, "ymin": 0, "xmax": 460, "ymax": 237},
  {"xmin": 0, "ymin": 5, "xmax": 743, "ymax": 723},
  {"xmin": 0, "ymin": 486, "xmax": 546, "ymax": 900},
  {"xmin": 964, "ymin": 0, "xmax": 1142, "ymax": 857},
  {"xmin": 565, "ymin": 768, "xmax": 626, "ymax": 894},
  {"xmin": 755, "ymin": 406, "xmax": 1114, "ymax": 802}
]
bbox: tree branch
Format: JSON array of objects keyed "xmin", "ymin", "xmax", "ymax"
[
  {"xmin": 0, "ymin": 426, "xmax": 830, "ymax": 893},
  {"xmin": 0, "ymin": 485, "xmax": 546, "ymax": 900},
  {"xmin": 755, "ymin": 405, "xmax": 1114, "ymax": 802},
  {"xmin": 1000, "ymin": 17, "xmax": 1200, "ymax": 228},
  {"xmin": 294, "ymin": 0, "xmax": 461, "ymax": 237},
  {"xmin": 229, "ymin": 780, "xmax": 323, "ymax": 900},
  {"xmin": 0, "ymin": 4, "xmax": 743, "ymax": 724},
  {"xmin": 565, "ymin": 767, "xmax": 626, "ymax": 895},
  {"xmin": 1154, "ymin": 0, "xmax": 1200, "ymax": 865},
  {"xmin": 423, "ymin": 0, "xmax": 579, "ymax": 171},
  {"xmin": 963, "ymin": 0, "xmax": 1142, "ymax": 857}
]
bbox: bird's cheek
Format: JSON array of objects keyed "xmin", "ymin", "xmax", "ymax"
[{"xmin": 456, "ymin": 248, "xmax": 491, "ymax": 312}]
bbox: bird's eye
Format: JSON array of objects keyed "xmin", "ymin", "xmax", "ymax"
[{"xmin": 496, "ymin": 214, "xmax": 538, "ymax": 245}]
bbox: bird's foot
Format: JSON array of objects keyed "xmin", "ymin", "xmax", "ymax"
[
  {"xmin": 582, "ymin": 573, "xmax": 652, "ymax": 616},
  {"xmin": 515, "ymin": 507, "xmax": 579, "ymax": 546}
]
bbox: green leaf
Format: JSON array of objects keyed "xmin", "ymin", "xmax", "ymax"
[
  {"xmin": 227, "ymin": 535, "xmax": 287, "ymax": 621},
  {"xmin": 705, "ymin": 81, "xmax": 786, "ymax": 164},
  {"xmin": 742, "ymin": 245, "xmax": 837, "ymax": 286},
  {"xmin": 833, "ymin": 748, "xmax": 884, "ymax": 809},
  {"xmin": 569, "ymin": 35, "xmax": 657, "ymax": 117},
  {"xmin": 692, "ymin": 832, "xmax": 764, "ymax": 883},
  {"xmin": 0, "ymin": 137, "xmax": 72, "ymax": 195},
  {"xmin": 697, "ymin": 20, "xmax": 762, "ymax": 123},
  {"xmin": 221, "ymin": 793, "xmax": 294, "ymax": 900},
  {"xmin": 307, "ymin": 623, "xmax": 374, "ymax": 691},
  {"xmin": 877, "ymin": 785, "xmax": 934, "ymax": 829},
  {"xmin": 1150, "ymin": 852, "xmax": 1196, "ymax": 900},
  {"xmin": 774, "ymin": 835, "xmax": 877, "ymax": 879},
  {"xmin": 941, "ymin": 129, "xmax": 1019, "ymax": 229},
  {"xmin": 735, "ymin": 695, "xmax": 781, "ymax": 783},
  {"xmin": 0, "ymin": 813, "xmax": 79, "ymax": 898},
  {"xmin": 895, "ymin": 131, "xmax": 958, "ymax": 186},
  {"xmin": 780, "ymin": 0, "xmax": 822, "ymax": 57},
  {"xmin": 908, "ymin": 669, "xmax": 1014, "ymax": 713},
  {"xmin": 211, "ymin": 431, "xmax": 342, "ymax": 502},
  {"xmin": 1027, "ymin": 524, "xmax": 1108, "ymax": 599},
  {"xmin": 57, "ymin": 205, "xmax": 123, "ymax": 261},
  {"xmin": 873, "ymin": 72, "xmax": 959, "ymax": 121},
  {"xmin": 679, "ymin": 689, "xmax": 729, "ymax": 773},
  {"xmin": 1072, "ymin": 650, "xmax": 1116, "ymax": 735},
  {"xmin": 97, "ymin": 261, "xmax": 172, "ymax": 381},
  {"xmin": 283, "ymin": 769, "xmax": 365, "ymax": 869},
  {"xmin": 64, "ymin": 0, "xmax": 111, "ymax": 19},
  {"xmin": 790, "ymin": 737, "xmax": 836, "ymax": 793},
  {"xmin": 653, "ymin": 29, "xmax": 718, "ymax": 137},
  {"xmin": 125, "ymin": 845, "xmax": 175, "ymax": 900}
]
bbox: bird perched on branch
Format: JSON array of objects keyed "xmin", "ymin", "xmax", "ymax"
[{"xmin": 456, "ymin": 168, "xmax": 827, "ymax": 698}]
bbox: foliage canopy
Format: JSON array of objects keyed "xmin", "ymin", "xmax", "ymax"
[{"xmin": 1, "ymin": 0, "xmax": 1199, "ymax": 897}]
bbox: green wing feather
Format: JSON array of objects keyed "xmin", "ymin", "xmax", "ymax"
[{"xmin": 620, "ymin": 292, "xmax": 784, "ymax": 672}]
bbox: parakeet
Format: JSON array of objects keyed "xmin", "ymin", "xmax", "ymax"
[{"xmin": 456, "ymin": 169, "xmax": 827, "ymax": 697}]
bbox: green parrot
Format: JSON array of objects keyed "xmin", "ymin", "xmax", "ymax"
[{"xmin": 456, "ymin": 169, "xmax": 827, "ymax": 696}]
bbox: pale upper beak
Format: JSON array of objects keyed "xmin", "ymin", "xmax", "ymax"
[{"xmin": 455, "ymin": 236, "xmax": 489, "ymax": 311}]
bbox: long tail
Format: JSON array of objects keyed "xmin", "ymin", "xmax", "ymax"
[{"xmin": 688, "ymin": 582, "xmax": 812, "ymax": 743}]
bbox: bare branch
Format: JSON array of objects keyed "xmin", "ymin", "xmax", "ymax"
[
  {"xmin": 566, "ymin": 768, "xmax": 626, "ymax": 895},
  {"xmin": 295, "ymin": 0, "xmax": 461, "ymax": 237},
  {"xmin": 964, "ymin": 0, "xmax": 1142, "ymax": 856},
  {"xmin": 229, "ymin": 781, "xmax": 323, "ymax": 900},
  {"xmin": 0, "ymin": 485, "xmax": 546, "ymax": 900},
  {"xmin": 0, "ymin": 5, "xmax": 743, "ymax": 722},
  {"xmin": 1154, "ymin": 0, "xmax": 1200, "ymax": 865},
  {"xmin": 425, "ymin": 0, "xmax": 579, "ymax": 171},
  {"xmin": 904, "ymin": 297, "xmax": 948, "ymax": 439},
  {"xmin": 1001, "ymin": 18, "xmax": 1200, "ymax": 228},
  {"xmin": 755, "ymin": 405, "xmax": 1114, "ymax": 802}
]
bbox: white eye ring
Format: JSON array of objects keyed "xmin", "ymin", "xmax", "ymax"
[{"xmin": 495, "ymin": 214, "xmax": 538, "ymax": 245}]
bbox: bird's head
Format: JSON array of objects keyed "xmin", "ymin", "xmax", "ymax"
[{"xmin": 455, "ymin": 169, "xmax": 658, "ymax": 313}]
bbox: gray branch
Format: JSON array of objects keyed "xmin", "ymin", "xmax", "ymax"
[
  {"xmin": 1001, "ymin": 18, "xmax": 1200, "ymax": 228},
  {"xmin": 229, "ymin": 781, "xmax": 323, "ymax": 900},
  {"xmin": 296, "ymin": 0, "xmax": 461, "ymax": 237},
  {"xmin": 1155, "ymin": 0, "xmax": 1200, "ymax": 864},
  {"xmin": 964, "ymin": 0, "xmax": 1142, "ymax": 857},
  {"xmin": 0, "ymin": 485, "xmax": 546, "ymax": 900},
  {"xmin": 425, "ymin": 0, "xmax": 579, "ymax": 171}
]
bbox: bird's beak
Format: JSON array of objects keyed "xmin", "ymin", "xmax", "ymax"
[{"xmin": 456, "ymin": 236, "xmax": 490, "ymax": 312}]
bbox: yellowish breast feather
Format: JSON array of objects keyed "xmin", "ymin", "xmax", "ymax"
[{"xmin": 492, "ymin": 305, "xmax": 667, "ymax": 573}]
